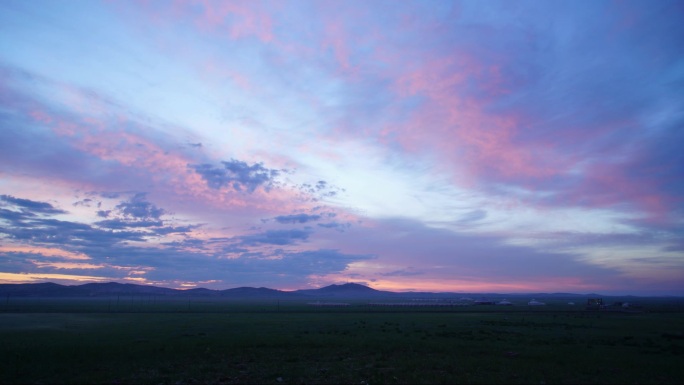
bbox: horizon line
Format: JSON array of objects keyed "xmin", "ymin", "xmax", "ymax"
[{"xmin": 2, "ymin": 280, "xmax": 681, "ymax": 297}]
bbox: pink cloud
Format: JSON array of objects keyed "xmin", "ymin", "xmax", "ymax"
[
  {"xmin": 0, "ymin": 272, "xmax": 109, "ymax": 284},
  {"xmin": 559, "ymin": 160, "xmax": 678, "ymax": 224},
  {"xmin": 320, "ymin": 19, "xmax": 354, "ymax": 74},
  {"xmin": 25, "ymin": 105, "xmax": 314, "ymax": 218},
  {"xmin": 137, "ymin": 0, "xmax": 276, "ymax": 43},
  {"xmin": 193, "ymin": 0, "xmax": 275, "ymax": 42},
  {"xmin": 0, "ymin": 246, "xmax": 91, "ymax": 261},
  {"xmin": 389, "ymin": 54, "xmax": 559, "ymax": 182}
]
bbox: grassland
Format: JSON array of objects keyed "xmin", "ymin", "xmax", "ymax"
[{"xmin": 1, "ymin": 297, "xmax": 683, "ymax": 384}]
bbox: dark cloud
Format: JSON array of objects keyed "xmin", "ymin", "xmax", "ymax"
[
  {"xmin": 0, "ymin": 214, "xmax": 145, "ymax": 247},
  {"xmin": 99, "ymin": 192, "xmax": 122, "ymax": 199},
  {"xmin": 0, "ymin": 237, "xmax": 374, "ymax": 284},
  {"xmin": 273, "ymin": 213, "xmax": 321, "ymax": 224},
  {"xmin": 381, "ymin": 268, "xmax": 423, "ymax": 277},
  {"xmin": 162, "ymin": 238, "xmax": 208, "ymax": 250},
  {"xmin": 237, "ymin": 229, "xmax": 311, "ymax": 246},
  {"xmin": 72, "ymin": 198, "xmax": 94, "ymax": 207},
  {"xmin": 317, "ymin": 222, "xmax": 351, "ymax": 231},
  {"xmin": 190, "ymin": 159, "xmax": 281, "ymax": 192},
  {"xmin": 94, "ymin": 219, "xmax": 164, "ymax": 229},
  {"xmin": 89, "ymin": 193, "xmax": 191, "ymax": 234},
  {"xmin": 96, "ymin": 210, "xmax": 111, "ymax": 218},
  {"xmin": 0, "ymin": 208, "xmax": 29, "ymax": 222},
  {"xmin": 0, "ymin": 251, "xmax": 57, "ymax": 274},
  {"xmin": 115, "ymin": 192, "xmax": 165, "ymax": 220},
  {"xmin": 0, "ymin": 195, "xmax": 194, "ymax": 256},
  {"xmin": 0, "ymin": 195, "xmax": 66, "ymax": 216},
  {"xmin": 271, "ymin": 210, "xmax": 350, "ymax": 231},
  {"xmin": 296, "ymin": 180, "xmax": 345, "ymax": 201}
]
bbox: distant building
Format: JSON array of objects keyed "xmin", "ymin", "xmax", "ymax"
[
  {"xmin": 496, "ymin": 299, "xmax": 513, "ymax": 306},
  {"xmin": 586, "ymin": 298, "xmax": 603, "ymax": 310},
  {"xmin": 307, "ymin": 301, "xmax": 349, "ymax": 307},
  {"xmin": 528, "ymin": 299, "xmax": 546, "ymax": 306},
  {"xmin": 474, "ymin": 298, "xmax": 495, "ymax": 305}
]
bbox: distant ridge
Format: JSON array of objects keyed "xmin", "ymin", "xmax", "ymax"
[
  {"xmin": 317, "ymin": 283, "xmax": 379, "ymax": 293},
  {"xmin": 294, "ymin": 282, "xmax": 396, "ymax": 299},
  {"xmin": 0, "ymin": 282, "xmax": 391, "ymax": 299},
  {"xmin": 222, "ymin": 287, "xmax": 293, "ymax": 297},
  {"xmin": 0, "ymin": 282, "xmax": 664, "ymax": 299}
]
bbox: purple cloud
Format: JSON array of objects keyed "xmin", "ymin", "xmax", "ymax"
[
  {"xmin": 191, "ymin": 160, "xmax": 281, "ymax": 193},
  {"xmin": 273, "ymin": 214, "xmax": 321, "ymax": 224}
]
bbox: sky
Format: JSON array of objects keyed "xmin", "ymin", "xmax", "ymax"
[{"xmin": 0, "ymin": 0, "xmax": 682, "ymax": 296}]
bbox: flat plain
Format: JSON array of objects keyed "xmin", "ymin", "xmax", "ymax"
[{"xmin": 1, "ymin": 297, "xmax": 683, "ymax": 384}]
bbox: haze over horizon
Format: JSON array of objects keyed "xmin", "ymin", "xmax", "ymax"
[{"xmin": 1, "ymin": 0, "xmax": 682, "ymax": 296}]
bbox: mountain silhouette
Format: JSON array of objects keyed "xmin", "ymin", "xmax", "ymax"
[{"xmin": 0, "ymin": 281, "xmax": 634, "ymax": 299}]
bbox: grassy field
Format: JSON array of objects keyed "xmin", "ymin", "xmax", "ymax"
[{"xmin": 1, "ymin": 298, "xmax": 683, "ymax": 384}]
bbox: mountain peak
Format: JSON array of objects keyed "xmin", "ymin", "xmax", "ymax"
[{"xmin": 317, "ymin": 283, "xmax": 378, "ymax": 292}]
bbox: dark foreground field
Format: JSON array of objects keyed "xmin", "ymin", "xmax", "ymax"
[{"xmin": 1, "ymin": 299, "xmax": 683, "ymax": 384}]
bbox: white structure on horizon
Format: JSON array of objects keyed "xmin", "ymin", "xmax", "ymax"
[
  {"xmin": 307, "ymin": 301, "xmax": 349, "ymax": 307},
  {"xmin": 528, "ymin": 299, "xmax": 546, "ymax": 306},
  {"xmin": 497, "ymin": 299, "xmax": 513, "ymax": 305}
]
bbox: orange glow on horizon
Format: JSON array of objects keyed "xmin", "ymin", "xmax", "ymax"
[
  {"xmin": 319, "ymin": 274, "xmax": 606, "ymax": 294},
  {"xmin": 0, "ymin": 245, "xmax": 91, "ymax": 260},
  {"xmin": 0, "ymin": 272, "xmax": 109, "ymax": 284},
  {"xmin": 30, "ymin": 261, "xmax": 105, "ymax": 270}
]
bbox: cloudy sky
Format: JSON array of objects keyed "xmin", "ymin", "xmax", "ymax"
[{"xmin": 1, "ymin": 0, "xmax": 682, "ymax": 295}]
